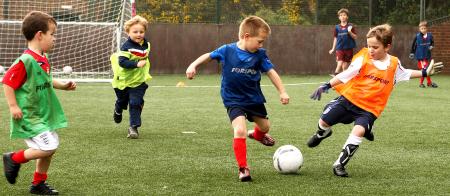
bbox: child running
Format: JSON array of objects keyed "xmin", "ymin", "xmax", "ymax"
[
  {"xmin": 111, "ymin": 15, "xmax": 152, "ymax": 139},
  {"xmin": 2, "ymin": 11, "xmax": 76, "ymax": 195}
]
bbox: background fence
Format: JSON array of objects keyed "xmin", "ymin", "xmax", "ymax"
[
  {"xmin": 139, "ymin": 0, "xmax": 449, "ymax": 75},
  {"xmin": 0, "ymin": 0, "xmax": 447, "ymax": 76},
  {"xmin": 145, "ymin": 24, "xmax": 439, "ymax": 75}
]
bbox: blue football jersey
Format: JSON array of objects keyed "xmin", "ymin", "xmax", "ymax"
[
  {"xmin": 414, "ymin": 32, "xmax": 433, "ymax": 60},
  {"xmin": 335, "ymin": 24, "xmax": 356, "ymax": 50},
  {"xmin": 210, "ymin": 43, "xmax": 274, "ymax": 107}
]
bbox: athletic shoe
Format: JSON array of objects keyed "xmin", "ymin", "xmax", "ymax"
[
  {"xmin": 238, "ymin": 167, "xmax": 252, "ymax": 182},
  {"xmin": 127, "ymin": 126, "xmax": 139, "ymax": 139},
  {"xmin": 364, "ymin": 131, "xmax": 375, "ymax": 141},
  {"xmin": 3, "ymin": 152, "xmax": 21, "ymax": 184},
  {"xmin": 428, "ymin": 82, "xmax": 438, "ymax": 88},
  {"xmin": 333, "ymin": 164, "xmax": 348, "ymax": 177},
  {"xmin": 419, "ymin": 84, "xmax": 426, "ymax": 88},
  {"xmin": 307, "ymin": 129, "xmax": 332, "ymax": 148},
  {"xmin": 30, "ymin": 182, "xmax": 59, "ymax": 195},
  {"xmin": 248, "ymin": 130, "xmax": 275, "ymax": 146},
  {"xmin": 113, "ymin": 109, "xmax": 122, "ymax": 123}
]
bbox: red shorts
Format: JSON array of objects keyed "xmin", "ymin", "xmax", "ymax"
[{"xmin": 336, "ymin": 49, "xmax": 354, "ymax": 62}]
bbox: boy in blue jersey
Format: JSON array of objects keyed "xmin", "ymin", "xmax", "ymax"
[
  {"xmin": 329, "ymin": 8, "xmax": 357, "ymax": 76},
  {"xmin": 186, "ymin": 16, "xmax": 290, "ymax": 182},
  {"xmin": 111, "ymin": 15, "xmax": 152, "ymax": 139},
  {"xmin": 409, "ymin": 21, "xmax": 437, "ymax": 88}
]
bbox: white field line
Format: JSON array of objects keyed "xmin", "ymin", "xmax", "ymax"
[
  {"xmin": 151, "ymin": 82, "xmax": 323, "ymax": 88},
  {"xmin": 181, "ymin": 131, "xmax": 197, "ymax": 134},
  {"xmin": 0, "ymin": 77, "xmax": 324, "ymax": 87}
]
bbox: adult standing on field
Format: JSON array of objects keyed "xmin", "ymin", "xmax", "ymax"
[{"xmin": 329, "ymin": 8, "xmax": 357, "ymax": 76}]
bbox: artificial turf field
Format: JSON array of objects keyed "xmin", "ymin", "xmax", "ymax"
[{"xmin": 1, "ymin": 75, "xmax": 449, "ymax": 195}]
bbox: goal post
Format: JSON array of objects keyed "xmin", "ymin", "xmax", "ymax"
[{"xmin": 0, "ymin": 0, "xmax": 133, "ymax": 82}]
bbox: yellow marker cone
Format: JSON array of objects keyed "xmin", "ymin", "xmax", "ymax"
[{"xmin": 176, "ymin": 81, "xmax": 186, "ymax": 87}]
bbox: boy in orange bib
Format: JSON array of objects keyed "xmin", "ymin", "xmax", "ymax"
[{"xmin": 308, "ymin": 24, "xmax": 444, "ymax": 177}]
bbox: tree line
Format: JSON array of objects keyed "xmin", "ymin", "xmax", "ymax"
[{"xmin": 136, "ymin": 0, "xmax": 449, "ymax": 25}]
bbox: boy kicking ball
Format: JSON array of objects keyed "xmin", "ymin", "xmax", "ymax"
[
  {"xmin": 186, "ymin": 16, "xmax": 289, "ymax": 182},
  {"xmin": 308, "ymin": 24, "xmax": 444, "ymax": 177}
]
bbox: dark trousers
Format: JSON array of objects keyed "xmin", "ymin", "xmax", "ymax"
[{"xmin": 114, "ymin": 82, "xmax": 148, "ymax": 127}]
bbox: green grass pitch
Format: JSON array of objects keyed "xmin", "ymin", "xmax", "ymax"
[{"xmin": 1, "ymin": 75, "xmax": 449, "ymax": 195}]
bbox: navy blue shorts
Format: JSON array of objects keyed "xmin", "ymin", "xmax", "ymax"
[
  {"xmin": 321, "ymin": 96, "xmax": 377, "ymax": 133},
  {"xmin": 226, "ymin": 104, "xmax": 268, "ymax": 122}
]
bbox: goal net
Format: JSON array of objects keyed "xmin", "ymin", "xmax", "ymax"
[{"xmin": 0, "ymin": 0, "xmax": 134, "ymax": 82}]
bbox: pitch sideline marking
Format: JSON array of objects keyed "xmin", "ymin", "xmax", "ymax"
[
  {"xmin": 151, "ymin": 82, "xmax": 324, "ymax": 88},
  {"xmin": 182, "ymin": 131, "xmax": 197, "ymax": 134}
]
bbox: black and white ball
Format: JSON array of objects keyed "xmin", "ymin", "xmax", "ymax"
[{"xmin": 273, "ymin": 145, "xmax": 303, "ymax": 174}]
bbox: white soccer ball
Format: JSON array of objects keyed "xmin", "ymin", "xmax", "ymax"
[
  {"xmin": 273, "ymin": 145, "xmax": 303, "ymax": 174},
  {"xmin": 0, "ymin": 65, "xmax": 5, "ymax": 74},
  {"xmin": 63, "ymin": 66, "xmax": 72, "ymax": 74}
]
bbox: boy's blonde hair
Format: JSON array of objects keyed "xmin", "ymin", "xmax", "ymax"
[
  {"xmin": 124, "ymin": 15, "xmax": 148, "ymax": 33},
  {"xmin": 337, "ymin": 8, "xmax": 349, "ymax": 16},
  {"xmin": 419, "ymin": 20, "xmax": 428, "ymax": 27},
  {"xmin": 239, "ymin": 16, "xmax": 271, "ymax": 38},
  {"xmin": 366, "ymin": 24, "xmax": 393, "ymax": 47}
]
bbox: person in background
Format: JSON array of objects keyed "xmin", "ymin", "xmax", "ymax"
[
  {"xmin": 409, "ymin": 20, "xmax": 437, "ymax": 88},
  {"xmin": 329, "ymin": 8, "xmax": 357, "ymax": 76},
  {"xmin": 111, "ymin": 15, "xmax": 152, "ymax": 139}
]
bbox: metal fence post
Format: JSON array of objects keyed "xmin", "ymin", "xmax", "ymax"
[
  {"xmin": 369, "ymin": 0, "xmax": 372, "ymax": 26},
  {"xmin": 420, "ymin": 0, "xmax": 424, "ymax": 21},
  {"xmin": 216, "ymin": 0, "xmax": 221, "ymax": 24},
  {"xmin": 3, "ymin": 0, "xmax": 9, "ymax": 19},
  {"xmin": 315, "ymin": 0, "xmax": 319, "ymax": 24}
]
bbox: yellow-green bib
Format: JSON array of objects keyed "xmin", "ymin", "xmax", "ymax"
[{"xmin": 111, "ymin": 42, "xmax": 152, "ymax": 90}]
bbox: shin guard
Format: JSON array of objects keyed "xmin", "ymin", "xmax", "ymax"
[{"xmin": 337, "ymin": 144, "xmax": 359, "ymax": 166}]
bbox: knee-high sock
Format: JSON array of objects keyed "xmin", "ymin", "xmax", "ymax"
[
  {"xmin": 233, "ymin": 138, "xmax": 247, "ymax": 168},
  {"xmin": 334, "ymin": 134, "xmax": 362, "ymax": 166},
  {"xmin": 252, "ymin": 125, "xmax": 265, "ymax": 141},
  {"xmin": 11, "ymin": 150, "xmax": 28, "ymax": 164}
]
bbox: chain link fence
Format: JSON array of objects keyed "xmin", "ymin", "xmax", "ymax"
[{"xmin": 137, "ymin": 0, "xmax": 449, "ymax": 26}]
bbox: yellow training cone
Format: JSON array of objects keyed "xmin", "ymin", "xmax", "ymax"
[{"xmin": 176, "ymin": 81, "xmax": 186, "ymax": 87}]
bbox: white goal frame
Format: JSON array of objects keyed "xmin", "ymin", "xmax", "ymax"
[{"xmin": 0, "ymin": 0, "xmax": 135, "ymax": 83}]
